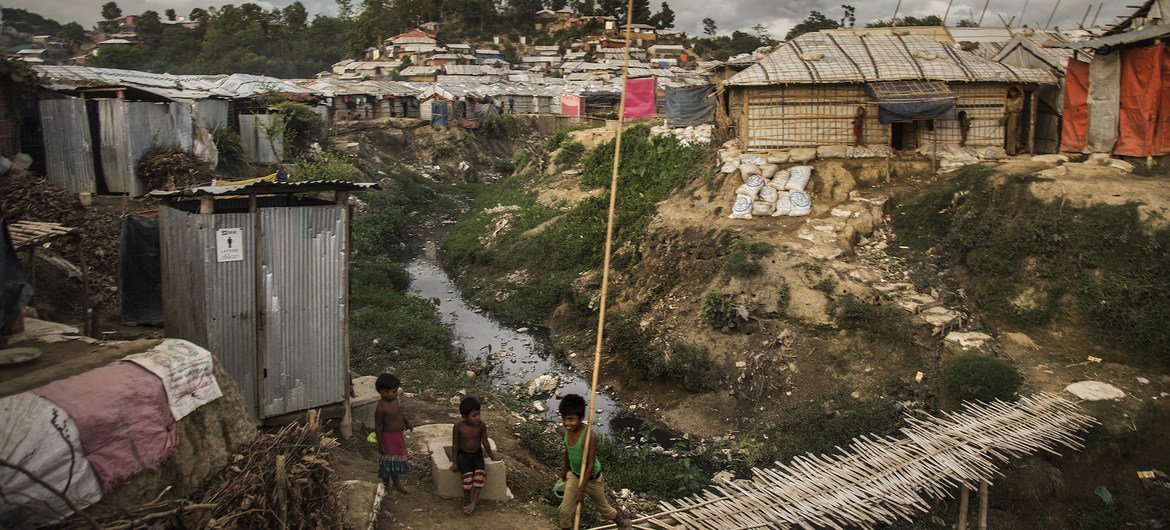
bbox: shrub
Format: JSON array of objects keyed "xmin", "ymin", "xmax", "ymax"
[
  {"xmin": 266, "ymin": 100, "xmax": 329, "ymax": 160},
  {"xmin": 605, "ymin": 314, "xmax": 664, "ymax": 378},
  {"xmin": 289, "ymin": 150, "xmax": 358, "ymax": 182},
  {"xmin": 211, "ymin": 125, "xmax": 251, "ymax": 178},
  {"xmin": 700, "ymin": 290, "xmax": 737, "ymax": 330},
  {"xmin": 831, "ymin": 294, "xmax": 914, "ymax": 345},
  {"xmin": 942, "ymin": 353, "xmax": 1023, "ymax": 403},
  {"xmin": 776, "ymin": 281, "xmax": 791, "ymax": 314},
  {"xmin": 665, "ymin": 342, "xmax": 721, "ymax": 391},
  {"xmin": 554, "ymin": 139, "xmax": 585, "ymax": 167}
]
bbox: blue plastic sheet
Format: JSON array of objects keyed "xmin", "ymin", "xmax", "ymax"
[
  {"xmin": 867, "ymin": 81, "xmax": 957, "ymax": 124},
  {"xmin": 431, "ymin": 101, "xmax": 449, "ymax": 126},
  {"xmin": 664, "ymin": 85, "xmax": 715, "ymax": 127}
]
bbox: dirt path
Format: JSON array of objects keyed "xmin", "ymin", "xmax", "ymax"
[{"xmin": 331, "ymin": 390, "xmax": 559, "ymax": 529}]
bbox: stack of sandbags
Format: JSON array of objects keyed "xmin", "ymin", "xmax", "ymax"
[{"xmin": 729, "ymin": 163, "xmax": 814, "ymax": 220}]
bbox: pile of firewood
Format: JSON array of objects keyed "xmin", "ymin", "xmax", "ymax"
[
  {"xmin": 136, "ymin": 147, "xmax": 216, "ymax": 193},
  {"xmin": 52, "ymin": 412, "xmax": 342, "ymax": 529}
]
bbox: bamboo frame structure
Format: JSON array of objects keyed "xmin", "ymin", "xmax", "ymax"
[{"xmin": 591, "ymin": 393, "xmax": 1096, "ymax": 530}]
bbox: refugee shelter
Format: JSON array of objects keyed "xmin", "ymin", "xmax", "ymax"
[
  {"xmin": 153, "ymin": 179, "xmax": 375, "ymax": 420},
  {"xmin": 722, "ymin": 32, "xmax": 1057, "ymax": 152},
  {"xmin": 1055, "ymin": 0, "xmax": 1170, "ymax": 157},
  {"xmin": 992, "ymin": 30, "xmax": 1084, "ymax": 153}
]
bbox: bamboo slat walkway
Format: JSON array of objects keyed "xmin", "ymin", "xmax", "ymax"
[{"xmin": 593, "ymin": 393, "xmax": 1095, "ymax": 530}]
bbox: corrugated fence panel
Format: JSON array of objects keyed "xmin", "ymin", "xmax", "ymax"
[
  {"xmin": 98, "ymin": 99, "xmax": 133, "ymax": 194},
  {"xmin": 260, "ymin": 206, "xmax": 347, "ymax": 417},
  {"xmin": 159, "ymin": 206, "xmax": 209, "ymax": 349},
  {"xmin": 39, "ymin": 98, "xmax": 96, "ymax": 193},
  {"xmin": 194, "ymin": 99, "xmax": 229, "ymax": 130},
  {"xmin": 159, "ymin": 206, "xmax": 260, "ymax": 417},
  {"xmin": 239, "ymin": 114, "xmax": 282, "ymax": 164},
  {"xmin": 204, "ymin": 212, "xmax": 259, "ymax": 418}
]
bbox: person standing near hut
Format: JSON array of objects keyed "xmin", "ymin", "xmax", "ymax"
[
  {"xmin": 958, "ymin": 111, "xmax": 971, "ymax": 147},
  {"xmin": 851, "ymin": 106, "xmax": 866, "ymax": 147},
  {"xmin": 1004, "ymin": 87, "xmax": 1024, "ymax": 155}
]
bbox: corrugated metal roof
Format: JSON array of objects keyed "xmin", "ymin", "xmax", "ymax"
[
  {"xmin": 1051, "ymin": 23, "xmax": 1170, "ymax": 49},
  {"xmin": 991, "ymin": 33, "xmax": 1083, "ymax": 72},
  {"xmin": 725, "ymin": 32, "xmax": 1057, "ymax": 86},
  {"xmin": 152, "ymin": 180, "xmax": 378, "ymax": 197},
  {"xmin": 33, "ymin": 65, "xmax": 318, "ymax": 100}
]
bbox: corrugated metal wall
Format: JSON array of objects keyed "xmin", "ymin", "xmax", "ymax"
[
  {"xmin": 238, "ymin": 114, "xmax": 283, "ymax": 164},
  {"xmin": 259, "ymin": 206, "xmax": 348, "ymax": 417},
  {"xmin": 194, "ymin": 99, "xmax": 229, "ymax": 130},
  {"xmin": 99, "ymin": 100, "xmax": 195, "ymax": 196},
  {"xmin": 159, "ymin": 207, "xmax": 260, "ymax": 416},
  {"xmin": 39, "ymin": 98, "xmax": 96, "ymax": 193}
]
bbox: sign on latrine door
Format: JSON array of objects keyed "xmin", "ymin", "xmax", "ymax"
[{"xmin": 216, "ymin": 228, "xmax": 244, "ymax": 262}]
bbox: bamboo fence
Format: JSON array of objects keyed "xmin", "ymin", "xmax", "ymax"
[{"xmin": 592, "ymin": 393, "xmax": 1096, "ymax": 530}]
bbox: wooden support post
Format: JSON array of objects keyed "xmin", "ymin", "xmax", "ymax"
[
  {"xmin": 932, "ymin": 125, "xmax": 938, "ymax": 174},
  {"xmin": 199, "ymin": 196, "xmax": 215, "ymax": 214},
  {"xmin": 886, "ymin": 123, "xmax": 893, "ymax": 182},
  {"xmin": 251, "ymin": 194, "xmax": 266, "ymax": 420},
  {"xmin": 958, "ymin": 485, "xmax": 971, "ymax": 530},
  {"xmin": 740, "ymin": 90, "xmax": 750, "ymax": 150},
  {"xmin": 1028, "ymin": 90, "xmax": 1039, "ymax": 154},
  {"xmin": 978, "ymin": 479, "xmax": 989, "ymax": 530},
  {"xmin": 76, "ymin": 234, "xmax": 92, "ymax": 338},
  {"xmin": 334, "ymin": 191, "xmax": 350, "ymax": 206}
]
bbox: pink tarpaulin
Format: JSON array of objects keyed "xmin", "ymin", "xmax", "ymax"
[
  {"xmin": 561, "ymin": 94, "xmax": 581, "ymax": 116},
  {"xmin": 622, "ymin": 77, "xmax": 656, "ymax": 119},
  {"xmin": 34, "ymin": 362, "xmax": 179, "ymax": 492}
]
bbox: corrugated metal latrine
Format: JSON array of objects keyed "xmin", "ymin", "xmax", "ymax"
[
  {"xmin": 194, "ymin": 99, "xmax": 229, "ymax": 130},
  {"xmin": 99, "ymin": 100, "xmax": 195, "ymax": 196},
  {"xmin": 159, "ymin": 203, "xmax": 348, "ymax": 419},
  {"xmin": 259, "ymin": 207, "xmax": 347, "ymax": 417},
  {"xmin": 39, "ymin": 98, "xmax": 96, "ymax": 193}
]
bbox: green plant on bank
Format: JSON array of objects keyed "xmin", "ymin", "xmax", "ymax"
[
  {"xmin": 603, "ymin": 314, "xmax": 722, "ymax": 391},
  {"xmin": 700, "ymin": 290, "xmax": 737, "ymax": 331},
  {"xmin": 288, "ymin": 149, "xmax": 358, "ymax": 182},
  {"xmin": 942, "ymin": 353, "xmax": 1023, "ymax": 404},
  {"xmin": 894, "ymin": 164, "xmax": 1170, "ymax": 361},
  {"xmin": 830, "ymin": 294, "xmax": 914, "ymax": 345},
  {"xmin": 257, "ymin": 100, "xmax": 329, "ymax": 161},
  {"xmin": 722, "ymin": 239, "xmax": 773, "ymax": 279},
  {"xmin": 553, "ymin": 139, "xmax": 585, "ymax": 167},
  {"xmin": 480, "ymin": 114, "xmax": 521, "ymax": 140},
  {"xmin": 736, "ymin": 391, "xmax": 904, "ymax": 468},
  {"xmin": 813, "ymin": 276, "xmax": 838, "ymax": 294},
  {"xmin": 210, "ymin": 125, "xmax": 251, "ymax": 178},
  {"xmin": 776, "ymin": 281, "xmax": 791, "ymax": 314}
]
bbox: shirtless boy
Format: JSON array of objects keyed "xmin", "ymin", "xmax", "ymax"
[
  {"xmin": 450, "ymin": 397, "xmax": 500, "ymax": 514},
  {"xmin": 375, "ymin": 373, "xmax": 412, "ymax": 494}
]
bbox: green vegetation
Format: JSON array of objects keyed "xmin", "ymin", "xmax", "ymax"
[
  {"xmin": 288, "ymin": 150, "xmax": 358, "ymax": 182},
  {"xmin": 603, "ymin": 314, "xmax": 721, "ymax": 391},
  {"xmin": 700, "ymin": 290, "xmax": 737, "ymax": 331},
  {"xmin": 210, "ymin": 125, "xmax": 251, "ymax": 178},
  {"xmin": 894, "ymin": 165, "xmax": 1170, "ymax": 361},
  {"xmin": 830, "ymin": 294, "xmax": 914, "ymax": 345},
  {"xmin": 735, "ymin": 391, "xmax": 904, "ymax": 468},
  {"xmin": 722, "ymin": 240, "xmax": 773, "ymax": 279},
  {"xmin": 776, "ymin": 281, "xmax": 791, "ymax": 314},
  {"xmin": 480, "ymin": 115, "xmax": 522, "ymax": 140},
  {"xmin": 553, "ymin": 140, "xmax": 586, "ymax": 168},
  {"xmin": 444, "ymin": 126, "xmax": 704, "ymax": 327},
  {"xmin": 942, "ymin": 353, "xmax": 1023, "ymax": 403},
  {"xmin": 265, "ymin": 100, "xmax": 329, "ymax": 160}
]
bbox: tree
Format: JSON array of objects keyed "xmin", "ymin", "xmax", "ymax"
[
  {"xmin": 189, "ymin": 7, "xmax": 208, "ymax": 21},
  {"xmin": 598, "ymin": 0, "xmax": 623, "ymax": 19},
  {"xmin": 282, "ymin": 1, "xmax": 308, "ymax": 30},
  {"xmin": 165, "ymin": 8, "xmax": 176, "ymax": 21},
  {"xmin": 865, "ymin": 15, "xmax": 943, "ymax": 28},
  {"xmin": 785, "ymin": 10, "xmax": 839, "ymax": 40},
  {"xmin": 59, "ymin": 22, "xmax": 86, "ymax": 49},
  {"xmin": 702, "ymin": 17, "xmax": 716, "ymax": 36},
  {"xmin": 137, "ymin": 10, "xmax": 163, "ymax": 49},
  {"xmin": 841, "ymin": 4, "xmax": 855, "ymax": 28},
  {"xmin": 89, "ymin": 44, "xmax": 143, "ymax": 69},
  {"xmin": 650, "ymin": 1, "xmax": 674, "ymax": 29},
  {"xmin": 572, "ymin": 0, "xmax": 595, "ymax": 15},
  {"xmin": 956, "ymin": 18, "xmax": 979, "ymax": 27},
  {"xmin": 546, "ymin": 0, "xmax": 569, "ymax": 9},
  {"xmin": 101, "ymin": 2, "xmax": 122, "ymax": 21},
  {"xmin": 630, "ymin": 0, "xmax": 652, "ymax": 23}
]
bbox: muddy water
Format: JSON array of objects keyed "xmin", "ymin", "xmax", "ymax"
[{"xmin": 408, "ymin": 242, "xmax": 627, "ymax": 434}]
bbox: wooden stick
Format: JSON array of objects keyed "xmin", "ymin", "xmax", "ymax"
[
  {"xmin": 978, "ymin": 479, "xmax": 989, "ymax": 530},
  {"xmin": 958, "ymin": 485, "xmax": 971, "ymax": 529}
]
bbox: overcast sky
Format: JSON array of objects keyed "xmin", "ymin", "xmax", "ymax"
[{"xmin": 6, "ymin": 0, "xmax": 1131, "ymax": 38}]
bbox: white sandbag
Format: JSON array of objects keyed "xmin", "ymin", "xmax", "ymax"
[
  {"xmin": 768, "ymin": 170, "xmax": 790, "ymax": 190},
  {"xmin": 785, "ymin": 165, "xmax": 813, "ymax": 191},
  {"xmin": 760, "ymin": 163, "xmax": 780, "ymax": 179},
  {"xmin": 734, "ymin": 174, "xmax": 766, "ymax": 199},
  {"xmin": 719, "ymin": 148, "xmax": 740, "ymax": 162},
  {"xmin": 740, "ymin": 154, "xmax": 767, "ymax": 165},
  {"xmin": 757, "ymin": 184, "xmax": 778, "ymax": 203},
  {"xmin": 729, "ymin": 194, "xmax": 754, "ymax": 219},
  {"xmin": 738, "ymin": 163, "xmax": 761, "ymax": 177},
  {"xmin": 771, "ymin": 192, "xmax": 793, "ymax": 217},
  {"xmin": 789, "ymin": 190, "xmax": 812, "ymax": 216},
  {"xmin": 752, "ymin": 201, "xmax": 775, "ymax": 216},
  {"xmin": 720, "ymin": 161, "xmax": 739, "ymax": 173}
]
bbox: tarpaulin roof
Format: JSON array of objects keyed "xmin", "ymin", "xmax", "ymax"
[
  {"xmin": 866, "ymin": 80, "xmax": 958, "ymax": 124},
  {"xmin": 726, "ymin": 32, "xmax": 1057, "ymax": 85}
]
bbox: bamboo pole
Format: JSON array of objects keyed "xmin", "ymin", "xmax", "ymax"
[
  {"xmin": 958, "ymin": 486, "xmax": 971, "ymax": 529},
  {"xmin": 978, "ymin": 480, "xmax": 989, "ymax": 530},
  {"xmin": 1028, "ymin": 90, "xmax": 1038, "ymax": 154},
  {"xmin": 886, "ymin": 123, "xmax": 893, "ymax": 182}
]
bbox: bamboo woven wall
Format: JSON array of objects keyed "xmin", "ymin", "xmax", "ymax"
[
  {"xmin": 737, "ymin": 84, "xmax": 886, "ymax": 150},
  {"xmin": 927, "ymin": 83, "xmax": 1008, "ymax": 147},
  {"xmin": 733, "ymin": 83, "xmax": 1013, "ymax": 151}
]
